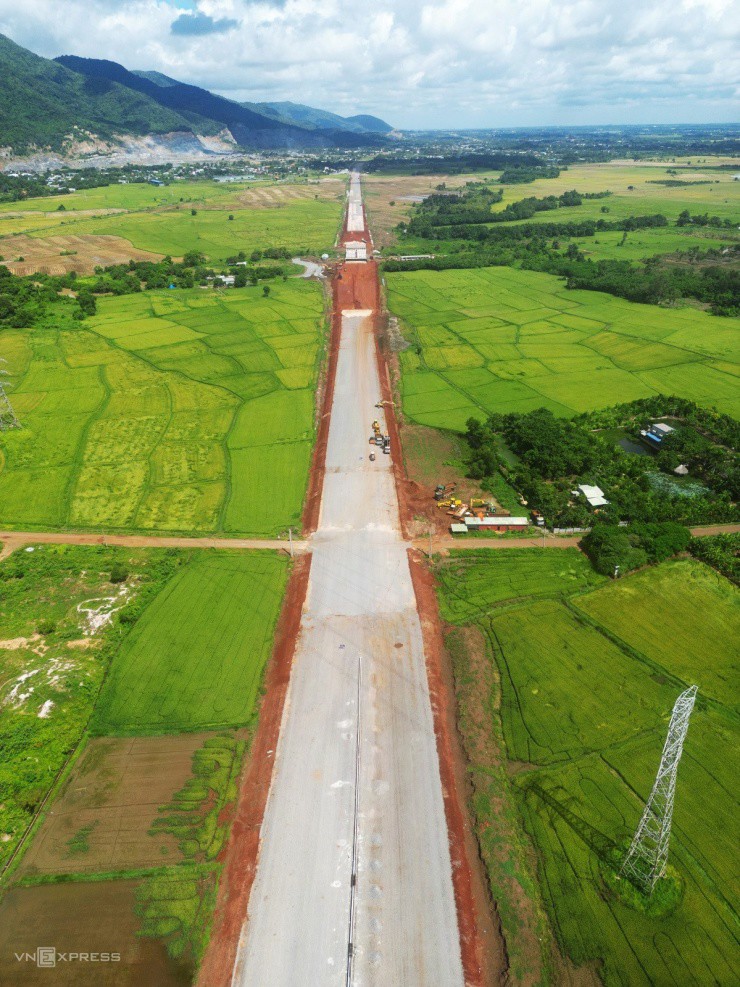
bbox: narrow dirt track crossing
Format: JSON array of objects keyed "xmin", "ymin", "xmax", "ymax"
[{"xmin": 231, "ymin": 175, "xmax": 465, "ymax": 986}]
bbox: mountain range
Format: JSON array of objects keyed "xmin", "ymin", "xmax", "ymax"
[{"xmin": 0, "ymin": 34, "xmax": 392, "ymax": 158}]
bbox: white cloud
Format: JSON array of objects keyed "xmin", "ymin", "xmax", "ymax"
[{"xmin": 0, "ymin": 0, "xmax": 737, "ymax": 127}]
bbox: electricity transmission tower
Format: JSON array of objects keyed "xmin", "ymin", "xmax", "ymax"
[
  {"xmin": 621, "ymin": 684, "xmax": 697, "ymax": 893},
  {"xmin": 0, "ymin": 360, "xmax": 20, "ymax": 430}
]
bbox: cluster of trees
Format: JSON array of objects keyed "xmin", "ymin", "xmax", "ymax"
[
  {"xmin": 688, "ymin": 532, "xmax": 739, "ymax": 584},
  {"xmin": 0, "ymin": 264, "xmax": 91, "ymax": 327},
  {"xmin": 648, "ymin": 179, "xmax": 715, "ymax": 187},
  {"xmin": 410, "ymin": 183, "xmax": 503, "ymax": 230},
  {"xmin": 656, "ymin": 427, "xmax": 739, "ymax": 499},
  {"xmin": 579, "ymin": 395, "xmax": 739, "ymax": 447},
  {"xmin": 488, "ymin": 190, "xmax": 585, "ymax": 222},
  {"xmin": 85, "ymin": 253, "xmax": 289, "ymax": 295},
  {"xmin": 498, "ymin": 166, "xmax": 560, "ymax": 184},
  {"xmin": 676, "ymin": 210, "xmax": 735, "ymax": 229},
  {"xmin": 463, "ymin": 405, "xmax": 738, "ymax": 530},
  {"xmin": 407, "ymin": 188, "xmax": 612, "ymax": 233},
  {"xmin": 582, "ymin": 522, "xmax": 690, "ymax": 576},
  {"xmin": 565, "ymin": 258, "xmax": 739, "ymax": 313}
]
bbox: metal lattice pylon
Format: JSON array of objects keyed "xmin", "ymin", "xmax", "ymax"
[
  {"xmin": 621, "ymin": 684, "xmax": 697, "ymax": 893},
  {"xmin": 0, "ymin": 361, "xmax": 20, "ymax": 430}
]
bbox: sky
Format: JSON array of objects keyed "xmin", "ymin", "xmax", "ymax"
[{"xmin": 0, "ymin": 0, "xmax": 738, "ymax": 129}]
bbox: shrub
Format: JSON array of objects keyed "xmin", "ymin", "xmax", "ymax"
[{"xmin": 109, "ymin": 564, "xmax": 129, "ymax": 584}]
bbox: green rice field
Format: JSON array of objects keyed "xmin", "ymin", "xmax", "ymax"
[
  {"xmin": 93, "ymin": 550, "xmax": 288, "ymax": 734},
  {"xmin": 42, "ymin": 198, "xmax": 343, "ymax": 261},
  {"xmin": 438, "ymin": 551, "xmax": 740, "ymax": 986},
  {"xmin": 0, "ymin": 280, "xmax": 326, "ymax": 535},
  {"xmin": 0, "ymin": 179, "xmax": 243, "ymax": 215},
  {"xmin": 0, "ymin": 176, "xmax": 345, "ymax": 262},
  {"xmin": 386, "ymin": 266, "xmax": 740, "ymax": 426}
]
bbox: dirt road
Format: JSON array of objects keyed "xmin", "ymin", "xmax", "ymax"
[
  {"xmin": 231, "ymin": 179, "xmax": 465, "ymax": 986},
  {"xmin": 0, "ymin": 531, "xmax": 305, "ymax": 561}
]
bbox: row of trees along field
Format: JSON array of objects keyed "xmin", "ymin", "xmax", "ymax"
[
  {"xmin": 388, "ymin": 186, "xmax": 739, "ymax": 314},
  {"xmin": 465, "ymin": 398, "xmax": 739, "ymax": 532}
]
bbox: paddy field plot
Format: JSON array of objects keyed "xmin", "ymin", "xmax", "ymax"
[
  {"xmin": 437, "ymin": 551, "xmax": 740, "ymax": 986},
  {"xmin": 19, "ymin": 729, "xmax": 245, "ymax": 880},
  {"xmin": 92, "ymin": 550, "xmax": 288, "ymax": 735},
  {"xmin": 0, "ymin": 280, "xmax": 326, "ymax": 535},
  {"xmin": 386, "ymin": 266, "xmax": 740, "ymax": 423},
  {"xmin": 0, "ymin": 879, "xmax": 190, "ymax": 986},
  {"xmin": 0, "ymin": 232, "xmax": 166, "ymax": 276},
  {"xmin": 42, "ymin": 197, "xmax": 343, "ymax": 262},
  {"xmin": 18, "ymin": 733, "xmax": 214, "ymax": 877}
]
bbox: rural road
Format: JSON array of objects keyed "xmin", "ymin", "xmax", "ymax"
[
  {"xmin": 0, "ymin": 531, "xmax": 306, "ymax": 561},
  {"xmin": 232, "ymin": 176, "xmax": 464, "ymax": 986},
  {"xmin": 2, "ymin": 524, "xmax": 736, "ymax": 563}
]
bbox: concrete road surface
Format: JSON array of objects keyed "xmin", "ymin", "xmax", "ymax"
[
  {"xmin": 346, "ymin": 172, "xmax": 365, "ymax": 234},
  {"xmin": 292, "ymin": 257, "xmax": 325, "ymax": 279},
  {"xmin": 232, "ymin": 310, "xmax": 464, "ymax": 985}
]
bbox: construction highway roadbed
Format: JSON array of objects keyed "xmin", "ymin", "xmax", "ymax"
[{"xmin": 230, "ymin": 174, "xmax": 466, "ymax": 986}]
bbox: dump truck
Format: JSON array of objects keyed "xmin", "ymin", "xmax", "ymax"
[{"xmin": 383, "ymin": 437, "xmax": 390, "ymax": 454}]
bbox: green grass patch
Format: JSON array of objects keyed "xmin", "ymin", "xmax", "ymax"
[
  {"xmin": 0, "ymin": 544, "xmax": 187, "ymax": 870},
  {"xmin": 573, "ymin": 559, "xmax": 739, "ymax": 709},
  {"xmin": 435, "ymin": 548, "xmax": 604, "ymax": 623},
  {"xmin": 149, "ymin": 733, "xmax": 245, "ymax": 864},
  {"xmin": 134, "ymin": 864, "xmax": 218, "ymax": 966},
  {"xmin": 92, "ymin": 550, "xmax": 288, "ymax": 734},
  {"xmin": 65, "ymin": 821, "xmax": 98, "ymax": 857}
]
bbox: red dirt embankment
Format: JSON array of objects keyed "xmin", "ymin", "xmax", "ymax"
[
  {"xmin": 409, "ymin": 551, "xmax": 508, "ymax": 986},
  {"xmin": 302, "ymin": 274, "xmax": 342, "ymax": 534},
  {"xmin": 196, "ymin": 554, "xmax": 311, "ymax": 987}
]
